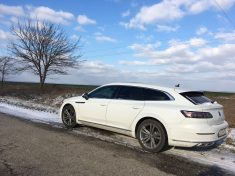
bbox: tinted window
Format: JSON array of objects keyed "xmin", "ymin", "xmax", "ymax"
[
  {"xmin": 143, "ymin": 88, "xmax": 171, "ymax": 101},
  {"xmin": 116, "ymin": 86, "xmax": 144, "ymax": 100},
  {"xmin": 180, "ymin": 92, "xmax": 212, "ymax": 104},
  {"xmin": 89, "ymin": 86, "xmax": 118, "ymax": 99}
]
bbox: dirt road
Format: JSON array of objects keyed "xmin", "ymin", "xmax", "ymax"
[{"xmin": 0, "ymin": 113, "xmax": 232, "ymax": 176}]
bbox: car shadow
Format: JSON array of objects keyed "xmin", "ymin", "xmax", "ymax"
[{"xmin": 198, "ymin": 165, "xmax": 232, "ymax": 176}]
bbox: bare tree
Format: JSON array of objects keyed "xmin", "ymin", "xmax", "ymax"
[
  {"xmin": 0, "ymin": 56, "xmax": 16, "ymax": 87},
  {"xmin": 9, "ymin": 19, "xmax": 81, "ymax": 89}
]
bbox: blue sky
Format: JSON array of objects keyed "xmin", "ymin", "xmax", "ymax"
[{"xmin": 0, "ymin": 0, "xmax": 235, "ymax": 91}]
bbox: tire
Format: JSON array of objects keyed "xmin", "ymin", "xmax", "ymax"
[
  {"xmin": 62, "ymin": 105, "xmax": 77, "ymax": 128},
  {"xmin": 137, "ymin": 119, "xmax": 167, "ymax": 153}
]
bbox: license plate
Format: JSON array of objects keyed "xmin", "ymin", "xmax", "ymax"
[{"xmin": 218, "ymin": 128, "xmax": 226, "ymax": 137}]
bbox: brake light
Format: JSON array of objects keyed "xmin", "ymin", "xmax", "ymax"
[{"xmin": 181, "ymin": 110, "xmax": 213, "ymax": 119}]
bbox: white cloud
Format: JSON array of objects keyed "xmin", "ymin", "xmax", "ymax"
[
  {"xmin": 119, "ymin": 60, "xmax": 150, "ymax": 66},
  {"xmin": 165, "ymin": 61, "xmax": 235, "ymax": 82},
  {"xmin": 124, "ymin": 0, "xmax": 235, "ymax": 29},
  {"xmin": 94, "ymin": 32, "xmax": 117, "ymax": 43},
  {"xmin": 74, "ymin": 26, "xmax": 86, "ymax": 32},
  {"xmin": 168, "ymin": 38, "xmax": 207, "ymax": 47},
  {"xmin": 196, "ymin": 26, "xmax": 208, "ymax": 35},
  {"xmin": 122, "ymin": 40, "xmax": 235, "ymax": 91},
  {"xmin": 156, "ymin": 24, "xmax": 180, "ymax": 32},
  {"xmin": 81, "ymin": 61, "xmax": 114, "ymax": 71},
  {"xmin": 126, "ymin": 39, "xmax": 235, "ymax": 86},
  {"xmin": 189, "ymin": 0, "xmax": 235, "ymax": 14},
  {"xmin": 129, "ymin": 42, "xmax": 161, "ymax": 51},
  {"xmin": 0, "ymin": 4, "xmax": 24, "ymax": 16},
  {"xmin": 188, "ymin": 37, "xmax": 207, "ymax": 47},
  {"xmin": 70, "ymin": 34, "xmax": 80, "ymax": 40},
  {"xmin": 128, "ymin": 38, "xmax": 235, "ymax": 66},
  {"xmin": 126, "ymin": 1, "xmax": 184, "ymax": 29},
  {"xmin": 29, "ymin": 6, "xmax": 74, "ymax": 24},
  {"xmin": 196, "ymin": 44, "xmax": 235, "ymax": 64},
  {"xmin": 214, "ymin": 30, "xmax": 235, "ymax": 41},
  {"xmin": 0, "ymin": 4, "xmax": 75, "ymax": 25},
  {"xmin": 188, "ymin": 0, "xmax": 210, "ymax": 14},
  {"xmin": 98, "ymin": 26, "xmax": 105, "ymax": 31},
  {"xmin": 0, "ymin": 29, "xmax": 13, "ymax": 40},
  {"xmin": 135, "ymin": 34, "xmax": 154, "ymax": 42},
  {"xmin": 121, "ymin": 10, "xmax": 130, "ymax": 17},
  {"xmin": 9, "ymin": 16, "xmax": 18, "ymax": 24},
  {"xmin": 77, "ymin": 15, "xmax": 96, "ymax": 25},
  {"xmin": 120, "ymin": 21, "xmax": 146, "ymax": 30},
  {"xmin": 166, "ymin": 61, "xmax": 222, "ymax": 73}
]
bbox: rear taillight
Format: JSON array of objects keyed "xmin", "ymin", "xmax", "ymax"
[{"xmin": 181, "ymin": 110, "xmax": 213, "ymax": 119}]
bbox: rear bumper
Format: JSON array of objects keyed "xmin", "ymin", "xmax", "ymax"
[{"xmin": 168, "ymin": 120, "xmax": 229, "ymax": 147}]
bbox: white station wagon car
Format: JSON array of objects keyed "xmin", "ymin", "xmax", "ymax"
[{"xmin": 60, "ymin": 83, "xmax": 228, "ymax": 152}]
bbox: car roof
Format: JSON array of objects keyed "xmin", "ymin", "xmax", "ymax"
[{"xmin": 103, "ymin": 82, "xmax": 198, "ymax": 94}]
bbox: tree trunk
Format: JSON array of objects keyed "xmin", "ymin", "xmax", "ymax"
[
  {"xmin": 1, "ymin": 73, "xmax": 4, "ymax": 88},
  {"xmin": 39, "ymin": 75, "xmax": 44, "ymax": 90},
  {"xmin": 39, "ymin": 72, "xmax": 47, "ymax": 90},
  {"xmin": 1, "ymin": 64, "xmax": 5, "ymax": 87},
  {"xmin": 39, "ymin": 81, "xmax": 44, "ymax": 89}
]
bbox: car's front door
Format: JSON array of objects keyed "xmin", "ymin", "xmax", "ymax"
[
  {"xmin": 106, "ymin": 86, "xmax": 145, "ymax": 130},
  {"xmin": 78, "ymin": 86, "xmax": 118, "ymax": 125}
]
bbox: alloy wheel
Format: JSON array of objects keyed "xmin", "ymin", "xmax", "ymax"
[
  {"xmin": 62, "ymin": 105, "xmax": 76, "ymax": 128},
  {"xmin": 140, "ymin": 123, "xmax": 162, "ymax": 149}
]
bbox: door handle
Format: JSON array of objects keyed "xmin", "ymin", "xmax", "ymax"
[
  {"xmin": 132, "ymin": 106, "xmax": 140, "ymax": 109},
  {"xmin": 100, "ymin": 104, "xmax": 106, "ymax": 106}
]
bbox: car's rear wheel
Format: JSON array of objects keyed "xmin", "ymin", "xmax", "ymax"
[
  {"xmin": 137, "ymin": 119, "xmax": 167, "ymax": 153},
  {"xmin": 62, "ymin": 105, "xmax": 77, "ymax": 128}
]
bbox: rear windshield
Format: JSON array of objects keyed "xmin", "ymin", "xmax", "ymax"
[{"xmin": 180, "ymin": 91, "xmax": 213, "ymax": 105}]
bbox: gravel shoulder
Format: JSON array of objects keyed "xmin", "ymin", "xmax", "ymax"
[{"xmin": 0, "ymin": 113, "xmax": 233, "ymax": 176}]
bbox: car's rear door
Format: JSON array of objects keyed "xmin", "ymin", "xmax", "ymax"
[{"xmin": 105, "ymin": 86, "xmax": 145, "ymax": 130}]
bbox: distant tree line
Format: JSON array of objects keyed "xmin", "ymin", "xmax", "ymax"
[{"xmin": 0, "ymin": 19, "xmax": 81, "ymax": 89}]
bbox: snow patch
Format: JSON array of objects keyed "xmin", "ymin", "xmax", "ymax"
[
  {"xmin": 0, "ymin": 96, "xmax": 58, "ymax": 113},
  {"xmin": 0, "ymin": 102, "xmax": 61, "ymax": 125},
  {"xmin": 167, "ymin": 147, "xmax": 235, "ymax": 173},
  {"xmin": 228, "ymin": 129, "xmax": 235, "ymax": 141}
]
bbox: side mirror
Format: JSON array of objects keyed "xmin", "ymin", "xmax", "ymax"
[{"xmin": 82, "ymin": 92, "xmax": 89, "ymax": 100}]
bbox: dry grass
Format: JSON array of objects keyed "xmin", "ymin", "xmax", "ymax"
[
  {"xmin": 0, "ymin": 82, "xmax": 96, "ymax": 97},
  {"xmin": 1, "ymin": 82, "xmax": 234, "ymax": 127},
  {"xmin": 0, "ymin": 82, "xmax": 96, "ymax": 107}
]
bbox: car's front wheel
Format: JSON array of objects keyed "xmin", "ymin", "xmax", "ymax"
[
  {"xmin": 137, "ymin": 119, "xmax": 167, "ymax": 153},
  {"xmin": 62, "ymin": 105, "xmax": 77, "ymax": 128}
]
